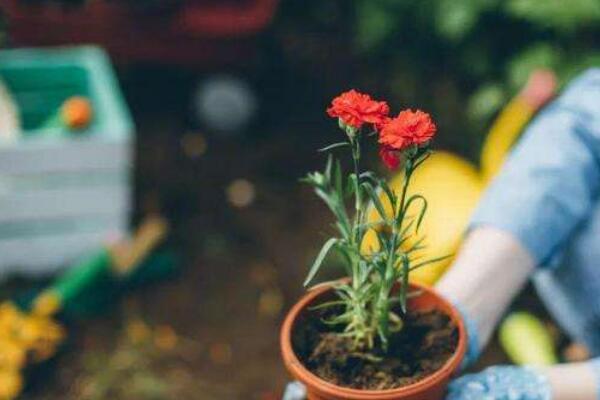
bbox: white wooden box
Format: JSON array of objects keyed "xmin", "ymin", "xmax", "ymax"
[{"xmin": 0, "ymin": 46, "xmax": 133, "ymax": 278}]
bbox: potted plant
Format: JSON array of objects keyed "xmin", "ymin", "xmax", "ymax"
[{"xmin": 280, "ymin": 90, "xmax": 467, "ymax": 400}]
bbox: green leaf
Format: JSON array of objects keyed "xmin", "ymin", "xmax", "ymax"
[
  {"xmin": 413, "ymin": 151, "xmax": 432, "ymax": 170},
  {"xmin": 378, "ymin": 324, "xmax": 389, "ymax": 349},
  {"xmin": 399, "ymin": 254, "xmax": 410, "ymax": 313},
  {"xmin": 334, "ymin": 221, "xmax": 350, "ymax": 240},
  {"xmin": 403, "ymin": 195, "xmax": 428, "ymax": 232},
  {"xmin": 309, "ymin": 300, "xmax": 347, "ymax": 310},
  {"xmin": 334, "ymin": 282, "xmax": 353, "ymax": 296},
  {"xmin": 406, "ymin": 236, "xmax": 426, "ymax": 253},
  {"xmin": 323, "ymin": 312, "xmax": 352, "ymax": 325},
  {"xmin": 409, "ymin": 254, "xmax": 453, "ymax": 271},
  {"xmin": 399, "ymin": 219, "xmax": 415, "ymax": 241},
  {"xmin": 375, "ymin": 229, "xmax": 390, "ymax": 254},
  {"xmin": 359, "ymin": 262, "xmax": 376, "ymax": 283},
  {"xmin": 348, "ymin": 173, "xmax": 360, "ymax": 200},
  {"xmin": 357, "ymin": 222, "xmax": 383, "ymax": 236},
  {"xmin": 359, "ymin": 171, "xmax": 377, "ymax": 180},
  {"xmin": 362, "ymin": 182, "xmax": 388, "ymax": 222},
  {"xmin": 334, "ymin": 159, "xmax": 343, "ymax": 196},
  {"xmin": 344, "ymin": 175, "xmax": 356, "ymax": 198},
  {"xmin": 374, "ymin": 259, "xmax": 387, "ymax": 279},
  {"xmin": 379, "ymin": 180, "xmax": 398, "ymax": 212},
  {"xmin": 304, "ymin": 238, "xmax": 338, "ymax": 287},
  {"xmin": 319, "ymin": 142, "xmax": 350, "ymax": 152},
  {"xmin": 325, "ymin": 154, "xmax": 333, "ymax": 180}
]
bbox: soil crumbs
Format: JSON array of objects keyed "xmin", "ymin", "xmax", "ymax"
[{"xmin": 294, "ymin": 309, "xmax": 458, "ymax": 390}]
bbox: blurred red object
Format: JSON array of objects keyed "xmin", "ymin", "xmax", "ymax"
[{"xmin": 1, "ymin": 0, "xmax": 278, "ymax": 66}]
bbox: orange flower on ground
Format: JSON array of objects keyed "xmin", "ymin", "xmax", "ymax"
[
  {"xmin": 327, "ymin": 90, "xmax": 389, "ymax": 130},
  {"xmin": 379, "ymin": 146, "xmax": 401, "ymax": 170},
  {"xmin": 379, "ymin": 109, "xmax": 437, "ymax": 150}
]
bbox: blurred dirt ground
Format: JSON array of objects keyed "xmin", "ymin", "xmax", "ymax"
[
  {"xmin": 7, "ymin": 65, "xmax": 347, "ymax": 400},
  {"xmin": 2, "ymin": 65, "xmax": 560, "ymax": 400}
]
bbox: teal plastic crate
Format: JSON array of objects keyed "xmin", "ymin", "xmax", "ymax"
[
  {"xmin": 0, "ymin": 46, "xmax": 133, "ymax": 276},
  {"xmin": 0, "ymin": 45, "xmax": 132, "ymax": 139},
  {"xmin": 0, "ymin": 46, "xmax": 133, "ymax": 174}
]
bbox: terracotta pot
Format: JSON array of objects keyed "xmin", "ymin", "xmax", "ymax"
[{"xmin": 280, "ymin": 282, "xmax": 467, "ymax": 400}]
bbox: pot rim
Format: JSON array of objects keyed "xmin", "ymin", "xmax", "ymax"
[{"xmin": 280, "ymin": 281, "xmax": 467, "ymax": 399}]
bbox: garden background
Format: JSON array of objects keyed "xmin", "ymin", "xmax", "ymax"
[{"xmin": 0, "ymin": 0, "xmax": 599, "ymax": 398}]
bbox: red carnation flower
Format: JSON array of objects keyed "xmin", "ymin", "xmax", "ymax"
[
  {"xmin": 378, "ymin": 109, "xmax": 437, "ymax": 151},
  {"xmin": 379, "ymin": 146, "xmax": 401, "ymax": 170},
  {"xmin": 374, "ymin": 116, "xmax": 391, "ymax": 133},
  {"xmin": 327, "ymin": 90, "xmax": 389, "ymax": 130}
]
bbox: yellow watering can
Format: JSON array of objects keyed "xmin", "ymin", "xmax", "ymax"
[{"xmin": 362, "ymin": 70, "xmax": 557, "ymax": 286}]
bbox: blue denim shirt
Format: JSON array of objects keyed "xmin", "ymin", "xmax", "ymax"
[{"xmin": 471, "ymin": 68, "xmax": 600, "ymax": 354}]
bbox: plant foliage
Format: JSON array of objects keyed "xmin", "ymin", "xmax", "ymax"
[{"xmin": 304, "ymin": 99, "xmax": 446, "ymax": 351}]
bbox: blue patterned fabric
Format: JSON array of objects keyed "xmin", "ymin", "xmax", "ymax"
[
  {"xmin": 283, "ymin": 381, "xmax": 306, "ymax": 400},
  {"xmin": 447, "ymin": 366, "xmax": 551, "ymax": 400},
  {"xmin": 471, "ymin": 68, "xmax": 600, "ymax": 355}
]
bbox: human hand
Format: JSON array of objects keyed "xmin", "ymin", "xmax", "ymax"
[
  {"xmin": 447, "ymin": 366, "xmax": 551, "ymax": 400},
  {"xmin": 282, "ymin": 381, "xmax": 306, "ymax": 400}
]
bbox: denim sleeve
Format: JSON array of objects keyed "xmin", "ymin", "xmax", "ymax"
[{"xmin": 471, "ymin": 68, "xmax": 600, "ymax": 267}]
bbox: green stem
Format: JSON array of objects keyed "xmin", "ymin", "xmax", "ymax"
[
  {"xmin": 372, "ymin": 155, "xmax": 416, "ymax": 349},
  {"xmin": 352, "ymin": 138, "xmax": 363, "ymax": 235},
  {"xmin": 351, "ymin": 136, "xmax": 363, "ymax": 289},
  {"xmin": 398, "ymin": 159, "xmax": 414, "ymax": 230},
  {"xmin": 347, "ymin": 133, "xmax": 373, "ymax": 348}
]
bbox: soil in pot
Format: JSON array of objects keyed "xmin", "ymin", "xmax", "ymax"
[{"xmin": 292, "ymin": 304, "xmax": 458, "ymax": 390}]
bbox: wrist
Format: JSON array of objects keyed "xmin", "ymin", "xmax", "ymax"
[
  {"xmin": 437, "ymin": 227, "xmax": 534, "ymax": 361},
  {"xmin": 541, "ymin": 359, "xmax": 600, "ymax": 400},
  {"xmin": 592, "ymin": 358, "xmax": 600, "ymax": 399},
  {"xmin": 441, "ymin": 296, "xmax": 480, "ymax": 369}
]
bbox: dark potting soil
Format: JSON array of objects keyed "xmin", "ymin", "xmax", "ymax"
[{"xmin": 292, "ymin": 306, "xmax": 458, "ymax": 390}]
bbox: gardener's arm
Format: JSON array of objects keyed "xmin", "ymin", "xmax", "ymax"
[
  {"xmin": 438, "ymin": 68, "xmax": 600, "ymax": 398},
  {"xmin": 438, "ymin": 68, "xmax": 600, "ymax": 357},
  {"xmin": 436, "ymin": 226, "xmax": 535, "ymax": 362}
]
